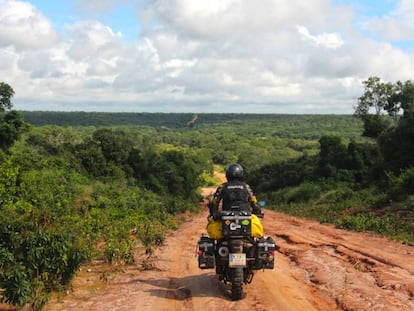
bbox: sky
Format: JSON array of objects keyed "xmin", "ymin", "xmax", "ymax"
[{"xmin": 1, "ymin": 0, "xmax": 414, "ymax": 114}]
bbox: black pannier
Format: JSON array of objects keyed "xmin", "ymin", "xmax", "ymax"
[
  {"xmin": 197, "ymin": 236, "xmax": 215, "ymax": 269},
  {"xmin": 255, "ymin": 236, "xmax": 276, "ymax": 269}
]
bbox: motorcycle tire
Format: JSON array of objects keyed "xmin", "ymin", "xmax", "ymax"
[{"xmin": 231, "ymin": 268, "xmax": 243, "ymax": 300}]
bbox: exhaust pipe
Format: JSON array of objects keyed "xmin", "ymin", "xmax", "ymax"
[{"xmin": 218, "ymin": 246, "xmax": 229, "ymax": 257}]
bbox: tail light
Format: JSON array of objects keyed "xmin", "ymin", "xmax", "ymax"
[{"xmin": 268, "ymin": 250, "xmax": 275, "ymax": 262}]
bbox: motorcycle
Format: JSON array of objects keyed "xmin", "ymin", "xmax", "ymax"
[{"xmin": 197, "ymin": 207, "xmax": 275, "ymax": 300}]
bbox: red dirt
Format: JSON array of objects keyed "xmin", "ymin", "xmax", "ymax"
[{"xmin": 40, "ymin": 206, "xmax": 413, "ymax": 310}]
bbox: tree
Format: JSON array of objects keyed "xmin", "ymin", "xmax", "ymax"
[
  {"xmin": 378, "ymin": 108, "xmax": 414, "ymax": 172},
  {"xmin": 389, "ymin": 80, "xmax": 414, "ymax": 118},
  {"xmin": 318, "ymin": 136, "xmax": 347, "ymax": 168},
  {"xmin": 355, "ymin": 76, "xmax": 394, "ymax": 117},
  {"xmin": 355, "ymin": 76, "xmax": 393, "ymax": 138},
  {"xmin": 0, "ymin": 82, "xmax": 14, "ymax": 112},
  {"xmin": 0, "ymin": 82, "xmax": 29, "ymax": 151},
  {"xmin": 92, "ymin": 128, "xmax": 132, "ymax": 165},
  {"xmin": 0, "ymin": 111, "xmax": 29, "ymax": 150},
  {"xmin": 360, "ymin": 114, "xmax": 390, "ymax": 138},
  {"xmin": 76, "ymin": 137, "xmax": 109, "ymax": 177},
  {"xmin": 354, "ymin": 77, "xmax": 414, "ymax": 172}
]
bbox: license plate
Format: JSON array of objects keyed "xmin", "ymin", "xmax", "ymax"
[{"xmin": 229, "ymin": 253, "xmax": 246, "ymax": 267}]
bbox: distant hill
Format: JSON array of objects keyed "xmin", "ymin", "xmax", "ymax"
[
  {"xmin": 20, "ymin": 111, "xmax": 357, "ymax": 128},
  {"xmin": 21, "ymin": 111, "xmax": 198, "ymax": 127}
]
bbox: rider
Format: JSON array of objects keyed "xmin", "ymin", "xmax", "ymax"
[{"xmin": 208, "ymin": 163, "xmax": 264, "ymax": 220}]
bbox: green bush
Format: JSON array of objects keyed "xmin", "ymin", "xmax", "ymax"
[
  {"xmin": 336, "ymin": 212, "xmax": 414, "ymax": 244},
  {"xmin": 0, "ymin": 224, "xmax": 89, "ymax": 309},
  {"xmin": 104, "ymin": 238, "xmax": 135, "ymax": 265},
  {"xmin": 387, "ymin": 166, "xmax": 414, "ymax": 200},
  {"xmin": 285, "ymin": 182, "xmax": 321, "ymax": 203}
]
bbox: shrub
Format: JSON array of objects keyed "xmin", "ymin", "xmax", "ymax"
[
  {"xmin": 387, "ymin": 166, "xmax": 414, "ymax": 201},
  {"xmin": 286, "ymin": 182, "xmax": 321, "ymax": 203},
  {"xmin": 0, "ymin": 224, "xmax": 89, "ymax": 309}
]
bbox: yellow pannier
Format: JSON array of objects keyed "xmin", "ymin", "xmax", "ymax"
[
  {"xmin": 206, "ymin": 217, "xmax": 223, "ymax": 240},
  {"xmin": 251, "ymin": 214, "xmax": 264, "ymax": 238}
]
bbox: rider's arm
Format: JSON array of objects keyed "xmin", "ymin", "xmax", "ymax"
[
  {"xmin": 247, "ymin": 184, "xmax": 263, "ymax": 217},
  {"xmin": 208, "ymin": 186, "xmax": 223, "ymax": 220}
]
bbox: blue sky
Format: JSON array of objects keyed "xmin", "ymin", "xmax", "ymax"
[
  {"xmin": 1, "ymin": 0, "xmax": 414, "ymax": 113},
  {"xmin": 338, "ymin": 0, "xmax": 412, "ymax": 49},
  {"xmin": 332, "ymin": 0, "xmax": 396, "ymax": 15},
  {"xmin": 28, "ymin": 0, "xmax": 143, "ymax": 40}
]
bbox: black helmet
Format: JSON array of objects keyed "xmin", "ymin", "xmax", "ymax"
[{"xmin": 225, "ymin": 163, "xmax": 244, "ymax": 181}]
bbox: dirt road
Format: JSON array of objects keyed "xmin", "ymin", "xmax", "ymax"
[{"xmin": 40, "ymin": 196, "xmax": 413, "ymax": 311}]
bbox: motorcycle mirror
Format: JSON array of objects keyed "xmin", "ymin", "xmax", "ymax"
[{"xmin": 259, "ymin": 200, "xmax": 266, "ymax": 207}]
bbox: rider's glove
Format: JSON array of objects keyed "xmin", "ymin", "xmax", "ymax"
[{"xmin": 253, "ymin": 207, "xmax": 264, "ymax": 218}]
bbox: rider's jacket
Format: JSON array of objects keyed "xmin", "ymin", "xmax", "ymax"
[{"xmin": 210, "ymin": 180, "xmax": 258, "ymax": 212}]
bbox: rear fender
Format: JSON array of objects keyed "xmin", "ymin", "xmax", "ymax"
[{"xmin": 229, "ymin": 239, "xmax": 243, "ymax": 253}]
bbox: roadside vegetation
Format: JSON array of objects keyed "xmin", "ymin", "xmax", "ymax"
[
  {"xmin": 1, "ymin": 76, "xmax": 413, "ymax": 309},
  {"xmin": 248, "ymin": 77, "xmax": 414, "ymax": 244}
]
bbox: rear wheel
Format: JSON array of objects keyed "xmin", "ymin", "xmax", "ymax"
[{"xmin": 231, "ymin": 268, "xmax": 243, "ymax": 300}]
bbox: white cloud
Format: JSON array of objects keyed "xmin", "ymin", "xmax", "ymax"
[
  {"xmin": 0, "ymin": 0, "xmax": 414, "ymax": 113},
  {"xmin": 297, "ymin": 26, "xmax": 344, "ymax": 49},
  {"xmin": 0, "ymin": 0, "xmax": 58, "ymax": 49},
  {"xmin": 363, "ymin": 0, "xmax": 414, "ymax": 41},
  {"xmin": 146, "ymin": 0, "xmax": 348, "ymax": 41}
]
